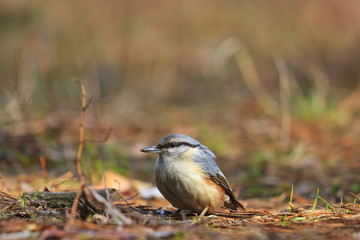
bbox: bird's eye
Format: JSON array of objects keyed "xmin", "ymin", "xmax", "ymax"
[{"xmin": 170, "ymin": 142, "xmax": 176, "ymax": 148}]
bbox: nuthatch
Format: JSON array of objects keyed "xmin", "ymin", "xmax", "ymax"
[{"xmin": 140, "ymin": 133, "xmax": 245, "ymax": 214}]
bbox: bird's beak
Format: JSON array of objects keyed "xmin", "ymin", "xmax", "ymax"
[{"xmin": 140, "ymin": 145, "xmax": 161, "ymax": 153}]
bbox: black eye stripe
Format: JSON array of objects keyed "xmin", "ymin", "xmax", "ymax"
[{"xmin": 157, "ymin": 142, "xmax": 199, "ymax": 149}]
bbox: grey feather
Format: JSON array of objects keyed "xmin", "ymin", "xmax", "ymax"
[
  {"xmin": 158, "ymin": 133, "xmax": 201, "ymax": 147},
  {"xmin": 192, "ymin": 145, "xmax": 221, "ymax": 176}
]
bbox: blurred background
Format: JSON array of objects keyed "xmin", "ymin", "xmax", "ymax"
[{"xmin": 1, "ymin": 0, "xmax": 360, "ymax": 203}]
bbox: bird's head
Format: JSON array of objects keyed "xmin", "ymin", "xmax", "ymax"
[{"xmin": 140, "ymin": 134, "xmax": 202, "ymax": 158}]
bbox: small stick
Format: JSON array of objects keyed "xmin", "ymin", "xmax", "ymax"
[
  {"xmin": 288, "ymin": 184, "xmax": 294, "ymax": 212},
  {"xmin": 40, "ymin": 155, "xmax": 48, "ymax": 180},
  {"xmin": 104, "ymin": 175, "xmax": 109, "ymax": 201},
  {"xmin": 117, "ymin": 191, "xmax": 147, "ymax": 214},
  {"xmin": 199, "ymin": 206, "xmax": 209, "ymax": 217},
  {"xmin": 104, "ymin": 175, "xmax": 109, "ymax": 220},
  {"xmin": 67, "ymin": 82, "xmax": 88, "ymax": 227},
  {"xmin": 87, "ymin": 127, "xmax": 113, "ymax": 143},
  {"xmin": 75, "ymin": 81, "xmax": 87, "ymax": 186}
]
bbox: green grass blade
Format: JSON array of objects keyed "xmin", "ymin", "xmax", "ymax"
[
  {"xmin": 33, "ymin": 189, "xmax": 39, "ymax": 201},
  {"xmin": 280, "ymin": 216, "xmax": 287, "ymax": 227},
  {"xmin": 318, "ymin": 196, "xmax": 337, "ymax": 212},
  {"xmin": 18, "ymin": 193, "xmax": 25, "ymax": 207},
  {"xmin": 289, "ymin": 184, "xmax": 294, "ymax": 212},
  {"xmin": 353, "ymin": 192, "xmax": 360, "ymax": 207},
  {"xmin": 292, "ymin": 217, "xmax": 307, "ymax": 221},
  {"xmin": 312, "ymin": 188, "xmax": 319, "ymax": 214}
]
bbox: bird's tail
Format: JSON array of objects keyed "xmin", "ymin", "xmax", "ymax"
[{"xmin": 224, "ymin": 196, "xmax": 246, "ymax": 211}]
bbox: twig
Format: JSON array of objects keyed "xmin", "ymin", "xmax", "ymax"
[
  {"xmin": 84, "ymin": 186, "xmax": 132, "ymax": 226},
  {"xmin": 74, "ymin": 81, "xmax": 87, "ymax": 186},
  {"xmin": 116, "ymin": 191, "xmax": 147, "ymax": 214},
  {"xmin": 199, "ymin": 206, "xmax": 209, "ymax": 217},
  {"xmin": 104, "ymin": 175, "xmax": 109, "ymax": 201},
  {"xmin": 40, "ymin": 155, "xmax": 48, "ymax": 180},
  {"xmin": 85, "ymin": 97, "xmax": 93, "ymax": 110},
  {"xmin": 67, "ymin": 81, "xmax": 88, "ymax": 227},
  {"xmin": 87, "ymin": 127, "xmax": 113, "ymax": 143},
  {"xmin": 104, "ymin": 175, "xmax": 109, "ymax": 220}
]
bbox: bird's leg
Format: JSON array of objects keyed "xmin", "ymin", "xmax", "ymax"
[
  {"xmin": 170, "ymin": 209, "xmax": 182, "ymax": 216},
  {"xmin": 199, "ymin": 206, "xmax": 209, "ymax": 217},
  {"xmin": 154, "ymin": 208, "xmax": 183, "ymax": 216},
  {"xmin": 154, "ymin": 207, "xmax": 166, "ymax": 215}
]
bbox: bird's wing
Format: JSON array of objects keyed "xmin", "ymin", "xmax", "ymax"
[
  {"xmin": 192, "ymin": 146, "xmax": 245, "ymax": 210},
  {"xmin": 209, "ymin": 173, "xmax": 245, "ymax": 210}
]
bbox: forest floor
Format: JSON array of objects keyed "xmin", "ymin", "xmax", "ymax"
[
  {"xmin": 0, "ymin": 176, "xmax": 359, "ymax": 240},
  {"xmin": 1, "ymin": 147, "xmax": 360, "ymax": 240},
  {"xmin": 1, "ymin": 84, "xmax": 360, "ymax": 239}
]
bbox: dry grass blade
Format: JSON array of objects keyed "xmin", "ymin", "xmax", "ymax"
[
  {"xmin": 116, "ymin": 191, "xmax": 147, "ymax": 214},
  {"xmin": 341, "ymin": 205, "xmax": 360, "ymax": 213},
  {"xmin": 0, "ymin": 191, "xmax": 17, "ymax": 201},
  {"xmin": 36, "ymin": 172, "xmax": 74, "ymax": 191},
  {"xmin": 350, "ymin": 192, "xmax": 360, "ymax": 203},
  {"xmin": 235, "ymin": 42, "xmax": 279, "ymax": 116},
  {"xmin": 0, "ymin": 191, "xmax": 17, "ymax": 208},
  {"xmin": 276, "ymin": 58, "xmax": 291, "ymax": 149}
]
